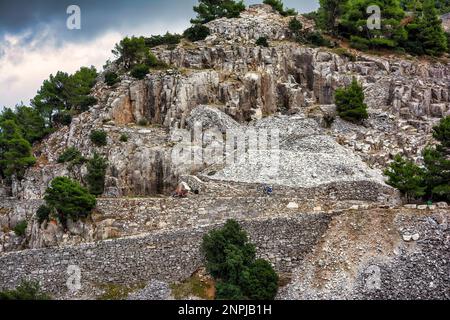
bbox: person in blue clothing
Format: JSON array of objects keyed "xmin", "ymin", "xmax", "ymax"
[{"xmin": 259, "ymin": 184, "xmax": 273, "ymax": 196}]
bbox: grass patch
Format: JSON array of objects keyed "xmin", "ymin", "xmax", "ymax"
[
  {"xmin": 170, "ymin": 273, "xmax": 215, "ymax": 300},
  {"xmin": 97, "ymin": 283, "xmax": 146, "ymax": 300}
]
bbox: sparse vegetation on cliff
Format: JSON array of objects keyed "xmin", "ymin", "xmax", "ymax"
[
  {"xmin": 104, "ymin": 71, "xmax": 120, "ymax": 86},
  {"xmin": 90, "ymin": 130, "xmax": 108, "ymax": 147}
]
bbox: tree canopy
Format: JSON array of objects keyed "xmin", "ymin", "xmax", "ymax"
[
  {"xmin": 44, "ymin": 177, "xmax": 97, "ymax": 226},
  {"xmin": 202, "ymin": 220, "xmax": 279, "ymax": 300},
  {"xmin": 0, "ymin": 120, "xmax": 36, "ymax": 180},
  {"xmin": 335, "ymin": 78, "xmax": 369, "ymax": 123},
  {"xmin": 191, "ymin": 0, "xmax": 246, "ymax": 24}
]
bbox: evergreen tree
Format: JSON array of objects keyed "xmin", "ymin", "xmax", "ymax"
[
  {"xmin": 0, "ymin": 120, "xmax": 36, "ymax": 180},
  {"xmin": 85, "ymin": 153, "xmax": 108, "ymax": 197},
  {"xmin": 423, "ymin": 147, "xmax": 450, "ymax": 201},
  {"xmin": 318, "ymin": 0, "xmax": 347, "ymax": 33},
  {"xmin": 191, "ymin": 0, "xmax": 246, "ymax": 24},
  {"xmin": 432, "ymin": 116, "xmax": 450, "ymax": 151},
  {"xmin": 422, "ymin": 116, "xmax": 450, "ymax": 201},
  {"xmin": 31, "ymin": 71, "xmax": 72, "ymax": 125},
  {"xmin": 263, "ymin": 0, "xmax": 297, "ymax": 16},
  {"xmin": 334, "ymin": 78, "xmax": 369, "ymax": 123},
  {"xmin": 112, "ymin": 36, "xmax": 149, "ymax": 69},
  {"xmin": 202, "ymin": 220, "xmax": 279, "ymax": 300},
  {"xmin": 416, "ymin": 0, "xmax": 448, "ymax": 56},
  {"xmin": 384, "ymin": 155, "xmax": 426, "ymax": 201},
  {"xmin": 31, "ymin": 67, "xmax": 97, "ymax": 126},
  {"xmin": 340, "ymin": 0, "xmax": 407, "ymax": 50},
  {"xmin": 44, "ymin": 177, "xmax": 97, "ymax": 226},
  {"xmin": 0, "ymin": 106, "xmax": 50, "ymax": 144}
]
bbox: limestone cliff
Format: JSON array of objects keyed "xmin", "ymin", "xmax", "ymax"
[{"xmin": 0, "ymin": 4, "xmax": 449, "ymax": 300}]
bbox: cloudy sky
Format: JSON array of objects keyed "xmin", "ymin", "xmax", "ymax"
[{"xmin": 0, "ymin": 0, "xmax": 319, "ymax": 108}]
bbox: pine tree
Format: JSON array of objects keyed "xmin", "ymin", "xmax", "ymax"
[
  {"xmin": 85, "ymin": 153, "xmax": 108, "ymax": 197},
  {"xmin": 191, "ymin": 0, "xmax": 246, "ymax": 24},
  {"xmin": 422, "ymin": 116, "xmax": 450, "ymax": 201},
  {"xmin": 340, "ymin": 0, "xmax": 407, "ymax": 49},
  {"xmin": 416, "ymin": 0, "xmax": 448, "ymax": 56},
  {"xmin": 384, "ymin": 155, "xmax": 426, "ymax": 201},
  {"xmin": 335, "ymin": 78, "xmax": 369, "ymax": 123},
  {"xmin": 0, "ymin": 120, "xmax": 36, "ymax": 180},
  {"xmin": 44, "ymin": 177, "xmax": 97, "ymax": 226},
  {"xmin": 318, "ymin": 0, "xmax": 347, "ymax": 33}
]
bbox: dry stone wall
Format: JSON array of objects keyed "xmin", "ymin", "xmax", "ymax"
[{"xmin": 0, "ymin": 214, "xmax": 332, "ymax": 298}]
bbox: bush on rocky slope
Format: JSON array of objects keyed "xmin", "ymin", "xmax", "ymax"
[
  {"xmin": 90, "ymin": 130, "xmax": 108, "ymax": 147},
  {"xmin": 145, "ymin": 32, "xmax": 182, "ymax": 48},
  {"xmin": 202, "ymin": 220, "xmax": 279, "ymax": 300},
  {"xmin": 334, "ymin": 78, "xmax": 369, "ymax": 124},
  {"xmin": 104, "ymin": 71, "xmax": 120, "ymax": 86},
  {"xmin": 183, "ymin": 24, "xmax": 211, "ymax": 42},
  {"xmin": 44, "ymin": 177, "xmax": 97, "ymax": 226},
  {"xmin": 386, "ymin": 116, "xmax": 450, "ymax": 202},
  {"xmin": 85, "ymin": 153, "xmax": 108, "ymax": 197}
]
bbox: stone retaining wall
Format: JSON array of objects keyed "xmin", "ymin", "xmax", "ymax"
[{"xmin": 0, "ymin": 214, "xmax": 331, "ymax": 298}]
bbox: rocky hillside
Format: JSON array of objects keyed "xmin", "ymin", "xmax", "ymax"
[{"xmin": 0, "ymin": 4, "xmax": 449, "ymax": 300}]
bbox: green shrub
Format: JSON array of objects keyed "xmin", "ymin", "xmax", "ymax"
[
  {"xmin": 0, "ymin": 281, "xmax": 50, "ymax": 300},
  {"xmin": 350, "ymin": 36, "xmax": 370, "ymax": 51},
  {"xmin": 131, "ymin": 64, "xmax": 149, "ymax": 80},
  {"xmin": 335, "ymin": 77, "xmax": 369, "ymax": 124},
  {"xmin": 305, "ymin": 32, "xmax": 333, "ymax": 47},
  {"xmin": 52, "ymin": 111, "xmax": 73, "ymax": 126},
  {"xmin": 202, "ymin": 220, "xmax": 279, "ymax": 300},
  {"xmin": 57, "ymin": 147, "xmax": 83, "ymax": 164},
  {"xmin": 44, "ymin": 177, "xmax": 97, "ymax": 226},
  {"xmin": 138, "ymin": 119, "xmax": 149, "ymax": 126},
  {"xmin": 432, "ymin": 116, "xmax": 450, "ymax": 150},
  {"xmin": 263, "ymin": 0, "xmax": 297, "ymax": 16},
  {"xmin": 85, "ymin": 153, "xmax": 108, "ymax": 197},
  {"xmin": 256, "ymin": 37, "xmax": 269, "ymax": 47},
  {"xmin": 145, "ymin": 32, "xmax": 182, "ymax": 48},
  {"xmin": 385, "ymin": 117, "xmax": 450, "ymax": 203},
  {"xmin": 36, "ymin": 205, "xmax": 51, "ymax": 224},
  {"xmin": 422, "ymin": 146, "xmax": 450, "ymax": 202},
  {"xmin": 120, "ymin": 134, "xmax": 129, "ymax": 142},
  {"xmin": 184, "ymin": 24, "xmax": 211, "ymax": 42},
  {"xmin": 289, "ymin": 17, "xmax": 303, "ymax": 35},
  {"xmin": 384, "ymin": 155, "xmax": 426, "ymax": 202},
  {"xmin": 90, "ymin": 130, "xmax": 108, "ymax": 147},
  {"xmin": 333, "ymin": 48, "xmax": 356, "ymax": 62},
  {"xmin": 13, "ymin": 220, "xmax": 27, "ymax": 237},
  {"xmin": 104, "ymin": 71, "xmax": 120, "ymax": 86}
]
